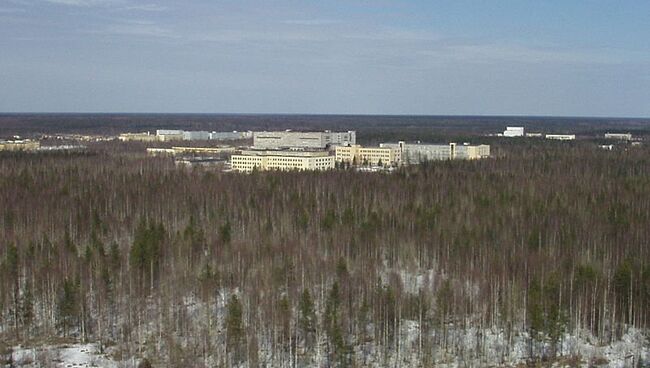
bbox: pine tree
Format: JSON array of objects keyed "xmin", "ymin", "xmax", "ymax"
[
  {"xmin": 299, "ymin": 289, "xmax": 316, "ymax": 351},
  {"xmin": 57, "ymin": 278, "xmax": 79, "ymax": 337},
  {"xmin": 226, "ymin": 294, "xmax": 245, "ymax": 363}
]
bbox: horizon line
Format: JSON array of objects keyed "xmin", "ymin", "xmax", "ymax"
[{"xmin": 0, "ymin": 112, "xmax": 648, "ymax": 120}]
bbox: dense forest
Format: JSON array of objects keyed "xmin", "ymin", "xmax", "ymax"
[{"xmin": 0, "ymin": 140, "xmax": 649, "ymax": 367}]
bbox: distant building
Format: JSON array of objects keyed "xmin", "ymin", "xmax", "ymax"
[
  {"xmin": 146, "ymin": 148, "xmax": 175, "ymax": 156},
  {"xmin": 156, "ymin": 130, "xmax": 184, "ymax": 142},
  {"xmin": 118, "ymin": 132, "xmax": 158, "ymax": 142},
  {"xmin": 252, "ymin": 130, "xmax": 356, "ymax": 149},
  {"xmin": 504, "ymin": 127, "xmax": 525, "ymax": 137},
  {"xmin": 171, "ymin": 146, "xmax": 236, "ymax": 154},
  {"xmin": 380, "ymin": 142, "xmax": 451, "ymax": 162},
  {"xmin": 380, "ymin": 141, "xmax": 490, "ymax": 164},
  {"xmin": 335, "ymin": 145, "xmax": 401, "ymax": 166},
  {"xmin": 231, "ymin": 150, "xmax": 335, "ymax": 172},
  {"xmin": 182, "ymin": 131, "xmax": 210, "ymax": 141},
  {"xmin": 121, "ymin": 130, "xmax": 251, "ymax": 142},
  {"xmin": 147, "ymin": 146, "xmax": 236, "ymax": 156},
  {"xmin": 209, "ymin": 131, "xmax": 251, "ymax": 141},
  {"xmin": 454, "ymin": 143, "xmax": 491, "ymax": 159},
  {"xmin": 0, "ymin": 139, "xmax": 40, "ymax": 151},
  {"xmin": 546, "ymin": 134, "xmax": 575, "ymax": 141},
  {"xmin": 604, "ymin": 133, "xmax": 632, "ymax": 140},
  {"xmin": 525, "ymin": 132, "xmax": 543, "ymax": 137}
]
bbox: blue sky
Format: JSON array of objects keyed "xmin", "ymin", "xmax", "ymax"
[{"xmin": 1, "ymin": 0, "xmax": 649, "ymax": 116}]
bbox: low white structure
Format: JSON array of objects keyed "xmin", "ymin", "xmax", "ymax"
[
  {"xmin": 231, "ymin": 150, "xmax": 335, "ymax": 172},
  {"xmin": 525, "ymin": 132, "xmax": 543, "ymax": 137},
  {"xmin": 253, "ymin": 130, "xmax": 356, "ymax": 149},
  {"xmin": 546, "ymin": 134, "xmax": 576, "ymax": 141},
  {"xmin": 504, "ymin": 127, "xmax": 524, "ymax": 137},
  {"xmin": 605, "ymin": 133, "xmax": 632, "ymax": 140}
]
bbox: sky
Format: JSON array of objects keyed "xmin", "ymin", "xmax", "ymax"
[{"xmin": 0, "ymin": 0, "xmax": 649, "ymax": 116}]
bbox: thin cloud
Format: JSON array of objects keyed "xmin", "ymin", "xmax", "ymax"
[
  {"xmin": 121, "ymin": 4, "xmax": 167, "ymax": 12},
  {"xmin": 282, "ymin": 19, "xmax": 339, "ymax": 26},
  {"xmin": 44, "ymin": 0, "xmax": 114, "ymax": 6},
  {"xmin": 0, "ymin": 7, "xmax": 26, "ymax": 13},
  {"xmin": 91, "ymin": 20, "xmax": 176, "ymax": 38},
  {"xmin": 417, "ymin": 43, "xmax": 629, "ymax": 65}
]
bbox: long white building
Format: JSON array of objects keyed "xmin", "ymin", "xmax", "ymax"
[
  {"xmin": 156, "ymin": 129, "xmax": 185, "ymax": 141},
  {"xmin": 380, "ymin": 141, "xmax": 490, "ymax": 163},
  {"xmin": 604, "ymin": 133, "xmax": 632, "ymax": 140},
  {"xmin": 545, "ymin": 134, "xmax": 575, "ymax": 141},
  {"xmin": 210, "ymin": 131, "xmax": 251, "ymax": 140},
  {"xmin": 231, "ymin": 150, "xmax": 335, "ymax": 172},
  {"xmin": 252, "ymin": 130, "xmax": 356, "ymax": 149}
]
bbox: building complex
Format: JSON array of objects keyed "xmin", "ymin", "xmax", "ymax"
[{"xmin": 134, "ymin": 128, "xmax": 491, "ymax": 172}]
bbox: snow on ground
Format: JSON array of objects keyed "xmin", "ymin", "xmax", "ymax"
[
  {"xmin": 7, "ymin": 328, "xmax": 649, "ymax": 368},
  {"xmin": 11, "ymin": 343, "xmax": 120, "ymax": 368}
]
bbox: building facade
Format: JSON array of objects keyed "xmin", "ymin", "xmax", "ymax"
[
  {"xmin": 0, "ymin": 140, "xmax": 40, "ymax": 151},
  {"xmin": 454, "ymin": 144, "xmax": 491, "ymax": 159},
  {"xmin": 504, "ymin": 127, "xmax": 525, "ymax": 137},
  {"xmin": 209, "ymin": 131, "xmax": 251, "ymax": 141},
  {"xmin": 118, "ymin": 132, "xmax": 159, "ymax": 142},
  {"xmin": 380, "ymin": 141, "xmax": 490, "ymax": 163},
  {"xmin": 605, "ymin": 133, "xmax": 632, "ymax": 140},
  {"xmin": 231, "ymin": 150, "xmax": 335, "ymax": 172},
  {"xmin": 182, "ymin": 131, "xmax": 210, "ymax": 141},
  {"xmin": 156, "ymin": 130, "xmax": 184, "ymax": 141},
  {"xmin": 545, "ymin": 134, "xmax": 576, "ymax": 141},
  {"xmin": 252, "ymin": 131, "xmax": 356, "ymax": 149},
  {"xmin": 335, "ymin": 145, "xmax": 401, "ymax": 166},
  {"xmin": 121, "ymin": 130, "xmax": 252, "ymax": 142}
]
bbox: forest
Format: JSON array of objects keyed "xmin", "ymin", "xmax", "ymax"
[{"xmin": 0, "ymin": 139, "xmax": 649, "ymax": 367}]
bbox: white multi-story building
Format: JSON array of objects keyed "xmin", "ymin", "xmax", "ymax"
[
  {"xmin": 231, "ymin": 150, "xmax": 335, "ymax": 172},
  {"xmin": 504, "ymin": 127, "xmax": 525, "ymax": 137},
  {"xmin": 380, "ymin": 141, "xmax": 490, "ymax": 164},
  {"xmin": 252, "ymin": 130, "xmax": 356, "ymax": 149}
]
